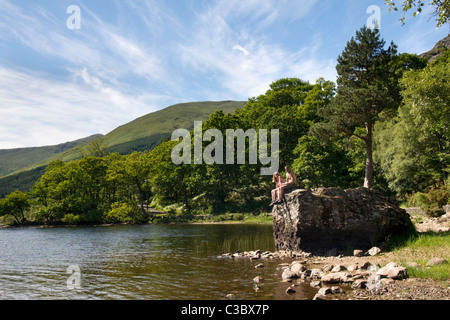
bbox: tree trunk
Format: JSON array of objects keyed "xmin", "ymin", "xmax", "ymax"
[
  {"xmin": 436, "ymin": 133, "xmax": 447, "ymax": 186},
  {"xmin": 364, "ymin": 122, "xmax": 374, "ymax": 189}
]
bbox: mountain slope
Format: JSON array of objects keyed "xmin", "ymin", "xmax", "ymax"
[
  {"xmin": 0, "ymin": 134, "xmax": 102, "ymax": 179},
  {"xmin": 104, "ymin": 100, "xmax": 245, "ymax": 154},
  {"xmin": 24, "ymin": 100, "xmax": 245, "ymax": 170},
  {"xmin": 0, "ymin": 101, "xmax": 245, "ymax": 196},
  {"xmin": 419, "ymin": 34, "xmax": 450, "ymax": 62}
]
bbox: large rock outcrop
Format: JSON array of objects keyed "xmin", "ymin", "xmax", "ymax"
[{"xmin": 272, "ymin": 187, "xmax": 412, "ymax": 255}]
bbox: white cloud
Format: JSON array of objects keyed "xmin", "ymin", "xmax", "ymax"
[
  {"xmin": 178, "ymin": 0, "xmax": 335, "ymax": 98},
  {"xmin": 0, "ymin": 0, "xmax": 339, "ymax": 149},
  {"xmin": 232, "ymin": 45, "xmax": 250, "ymax": 56},
  {"xmin": 0, "ymin": 66, "xmax": 165, "ymax": 148}
]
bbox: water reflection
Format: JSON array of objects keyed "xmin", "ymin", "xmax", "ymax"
[{"xmin": 0, "ymin": 224, "xmax": 318, "ymax": 300}]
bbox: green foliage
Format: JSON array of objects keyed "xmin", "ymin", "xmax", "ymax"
[
  {"xmin": 407, "ymin": 185, "xmax": 449, "ymax": 217},
  {"xmin": 103, "ymin": 201, "xmax": 144, "ymax": 224},
  {"xmin": 0, "ymin": 166, "xmax": 47, "ymax": 198},
  {"xmin": 0, "ymin": 102, "xmax": 244, "ymax": 184},
  {"xmin": 385, "ymin": 0, "xmax": 450, "ymax": 27},
  {"xmin": 0, "ymin": 191, "xmax": 31, "ymax": 225},
  {"xmin": 293, "ymin": 135, "xmax": 354, "ymax": 188},
  {"xmin": 0, "ymin": 134, "xmax": 101, "ymax": 179},
  {"xmin": 79, "ymin": 137, "xmax": 109, "ymax": 158},
  {"xmin": 375, "ymin": 51, "xmax": 450, "ymax": 198},
  {"xmin": 313, "ymin": 26, "xmax": 401, "ymax": 188}
]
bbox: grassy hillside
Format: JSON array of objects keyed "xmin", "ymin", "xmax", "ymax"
[
  {"xmin": 24, "ymin": 100, "xmax": 245, "ymax": 169},
  {"xmin": 103, "ymin": 100, "xmax": 245, "ymax": 154},
  {"xmin": 0, "ymin": 101, "xmax": 245, "ymax": 196},
  {"xmin": 0, "ymin": 134, "xmax": 102, "ymax": 179}
]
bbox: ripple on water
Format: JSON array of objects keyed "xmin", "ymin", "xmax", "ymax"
[{"xmin": 0, "ymin": 224, "xmax": 317, "ymax": 300}]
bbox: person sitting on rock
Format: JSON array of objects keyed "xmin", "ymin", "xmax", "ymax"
[
  {"xmin": 277, "ymin": 165, "xmax": 297, "ymax": 203},
  {"xmin": 270, "ymin": 172, "xmax": 284, "ymax": 206}
]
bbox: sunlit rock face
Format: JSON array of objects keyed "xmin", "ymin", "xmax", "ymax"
[{"xmin": 272, "ymin": 187, "xmax": 412, "ymax": 255}]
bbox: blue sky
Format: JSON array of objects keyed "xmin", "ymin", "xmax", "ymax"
[{"xmin": 0, "ymin": 0, "xmax": 448, "ymax": 149}]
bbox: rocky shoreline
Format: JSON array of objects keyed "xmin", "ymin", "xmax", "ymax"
[{"xmin": 219, "ymin": 248, "xmax": 450, "ymax": 300}]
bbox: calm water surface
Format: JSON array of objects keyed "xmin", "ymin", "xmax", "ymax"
[{"xmin": 0, "ymin": 224, "xmax": 318, "ymax": 300}]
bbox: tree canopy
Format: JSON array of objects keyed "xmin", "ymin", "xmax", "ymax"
[{"xmin": 385, "ymin": 0, "xmax": 450, "ymax": 27}]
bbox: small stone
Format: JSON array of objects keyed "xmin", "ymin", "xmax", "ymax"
[
  {"xmin": 313, "ymin": 293, "xmax": 326, "ymax": 300},
  {"xmin": 321, "ymin": 272, "xmax": 347, "ymax": 284},
  {"xmin": 347, "ymin": 264, "xmax": 358, "ymax": 272},
  {"xmin": 282, "ymin": 268, "xmax": 299, "ymax": 280},
  {"xmin": 366, "ymin": 246, "xmax": 381, "ymax": 256},
  {"xmin": 309, "ymin": 269, "xmax": 324, "ymax": 280},
  {"xmin": 253, "ymin": 276, "xmax": 264, "ymax": 283},
  {"xmin": 331, "ymin": 265, "xmax": 347, "ymax": 272},
  {"xmin": 286, "ymin": 287, "xmax": 296, "ymax": 294},
  {"xmin": 255, "ymin": 263, "xmax": 264, "ymax": 269},
  {"xmin": 426, "ymin": 257, "xmax": 448, "ymax": 266},
  {"xmin": 406, "ymin": 261, "xmax": 421, "ymax": 268},
  {"xmin": 376, "ymin": 262, "xmax": 408, "ymax": 280},
  {"xmin": 322, "ymin": 264, "xmax": 334, "ymax": 272},
  {"xmin": 226, "ymin": 294, "xmax": 235, "ymax": 299},
  {"xmin": 291, "ymin": 263, "xmax": 307, "ymax": 274},
  {"xmin": 354, "ymin": 249, "xmax": 364, "ymax": 257},
  {"xmin": 310, "ymin": 281, "xmax": 321, "ymax": 288},
  {"xmin": 351, "ymin": 279, "xmax": 367, "ymax": 289},
  {"xmin": 317, "ymin": 287, "xmax": 332, "ymax": 295},
  {"xmin": 331, "ymin": 286, "xmax": 344, "ymax": 294},
  {"xmin": 360, "ymin": 261, "xmax": 372, "ymax": 270}
]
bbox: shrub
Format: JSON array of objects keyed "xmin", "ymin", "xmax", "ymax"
[
  {"xmin": 406, "ymin": 185, "xmax": 449, "ymax": 217},
  {"xmin": 103, "ymin": 201, "xmax": 144, "ymax": 224},
  {"xmin": 62, "ymin": 214, "xmax": 83, "ymax": 225}
]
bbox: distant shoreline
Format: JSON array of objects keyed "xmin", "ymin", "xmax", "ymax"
[{"xmin": 0, "ymin": 212, "xmax": 273, "ymax": 229}]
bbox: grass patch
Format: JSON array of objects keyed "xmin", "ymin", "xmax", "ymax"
[
  {"xmin": 243, "ymin": 212, "xmax": 273, "ymax": 224},
  {"xmin": 406, "ymin": 264, "xmax": 450, "ymax": 282},
  {"xmin": 386, "ymin": 230, "xmax": 450, "ymax": 282}
]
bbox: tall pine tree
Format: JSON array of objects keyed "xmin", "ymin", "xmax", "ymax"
[{"xmin": 313, "ymin": 26, "xmax": 399, "ymax": 188}]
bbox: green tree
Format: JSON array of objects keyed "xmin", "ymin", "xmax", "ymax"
[
  {"xmin": 79, "ymin": 137, "xmax": 109, "ymax": 158},
  {"xmin": 400, "ymin": 51, "xmax": 450, "ymax": 185},
  {"xmin": 375, "ymin": 51, "xmax": 450, "ymax": 196},
  {"xmin": 106, "ymin": 152, "xmax": 152, "ymax": 216},
  {"xmin": 32, "ymin": 157, "xmax": 109, "ymax": 224},
  {"xmin": 313, "ymin": 26, "xmax": 402, "ymax": 188},
  {"xmin": 385, "ymin": 0, "xmax": 450, "ymax": 27},
  {"xmin": 0, "ymin": 191, "xmax": 31, "ymax": 225},
  {"xmin": 293, "ymin": 135, "xmax": 354, "ymax": 188},
  {"xmin": 148, "ymin": 140, "xmax": 193, "ymax": 209}
]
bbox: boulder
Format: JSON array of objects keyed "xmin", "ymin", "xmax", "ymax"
[
  {"xmin": 426, "ymin": 257, "xmax": 448, "ymax": 266},
  {"xmin": 272, "ymin": 187, "xmax": 412, "ymax": 254},
  {"xmin": 291, "ymin": 263, "xmax": 307, "ymax": 275},
  {"xmin": 376, "ymin": 262, "xmax": 408, "ymax": 280},
  {"xmin": 281, "ymin": 268, "xmax": 299, "ymax": 280},
  {"xmin": 321, "ymin": 272, "xmax": 348, "ymax": 284}
]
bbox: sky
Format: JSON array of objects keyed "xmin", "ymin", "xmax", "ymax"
[{"xmin": 0, "ymin": 0, "xmax": 448, "ymax": 149}]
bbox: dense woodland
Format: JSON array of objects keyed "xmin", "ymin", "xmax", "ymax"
[{"xmin": 1, "ymin": 26, "xmax": 449, "ymax": 226}]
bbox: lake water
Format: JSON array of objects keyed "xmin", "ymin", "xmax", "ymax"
[{"xmin": 0, "ymin": 224, "xmax": 318, "ymax": 300}]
